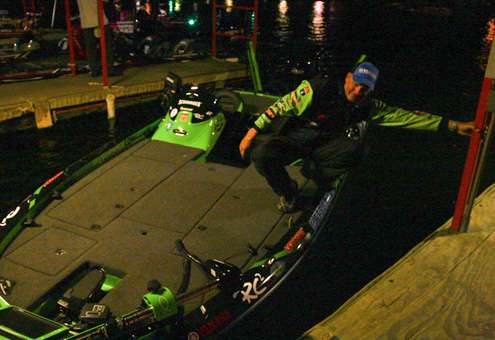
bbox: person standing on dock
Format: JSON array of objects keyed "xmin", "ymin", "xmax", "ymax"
[
  {"xmin": 239, "ymin": 60, "xmax": 475, "ymax": 213},
  {"xmin": 77, "ymin": 0, "xmax": 120, "ymax": 77}
]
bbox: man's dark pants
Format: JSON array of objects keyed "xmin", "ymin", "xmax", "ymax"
[
  {"xmin": 250, "ymin": 126, "xmax": 363, "ymax": 198},
  {"xmin": 82, "ymin": 26, "xmax": 115, "ymax": 77}
]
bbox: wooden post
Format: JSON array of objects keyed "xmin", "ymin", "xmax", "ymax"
[
  {"xmin": 34, "ymin": 100, "xmax": 55, "ymax": 129},
  {"xmin": 106, "ymin": 93, "xmax": 116, "ymax": 120}
]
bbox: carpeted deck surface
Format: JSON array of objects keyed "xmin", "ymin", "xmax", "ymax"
[{"xmin": 0, "ymin": 139, "xmax": 307, "ymax": 316}]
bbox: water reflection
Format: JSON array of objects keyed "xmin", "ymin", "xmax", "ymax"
[
  {"xmin": 274, "ymin": 0, "xmax": 291, "ymax": 42},
  {"xmin": 309, "ymin": 1, "xmax": 326, "ymax": 45},
  {"xmin": 225, "ymin": 0, "xmax": 233, "ymax": 13}
]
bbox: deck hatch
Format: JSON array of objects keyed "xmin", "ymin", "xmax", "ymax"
[
  {"xmin": 47, "ymin": 156, "xmax": 176, "ymax": 230},
  {"xmin": 5, "ymin": 228, "xmax": 95, "ymax": 276}
]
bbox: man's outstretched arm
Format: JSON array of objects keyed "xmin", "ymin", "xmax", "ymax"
[{"xmin": 371, "ymin": 100, "xmax": 475, "ymax": 136}]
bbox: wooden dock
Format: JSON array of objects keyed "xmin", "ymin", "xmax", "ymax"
[
  {"xmin": 302, "ymin": 182, "xmax": 495, "ymax": 339},
  {"xmin": 0, "ymin": 57, "xmax": 249, "ymax": 130}
]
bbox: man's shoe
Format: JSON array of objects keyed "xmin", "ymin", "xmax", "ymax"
[
  {"xmin": 277, "ymin": 180, "xmax": 299, "ymax": 213},
  {"xmin": 277, "ymin": 195, "xmax": 297, "ymax": 213}
]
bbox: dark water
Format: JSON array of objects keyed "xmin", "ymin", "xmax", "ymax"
[{"xmin": 1, "ymin": 1, "xmax": 495, "ymax": 338}]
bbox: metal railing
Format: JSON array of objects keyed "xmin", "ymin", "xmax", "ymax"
[
  {"xmin": 211, "ymin": 0, "xmax": 259, "ymax": 57},
  {"xmin": 451, "ymin": 38, "xmax": 495, "ymax": 232}
]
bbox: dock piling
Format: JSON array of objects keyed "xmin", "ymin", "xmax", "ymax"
[
  {"xmin": 106, "ymin": 93, "xmax": 116, "ymax": 120},
  {"xmin": 34, "ymin": 100, "xmax": 55, "ymax": 129}
]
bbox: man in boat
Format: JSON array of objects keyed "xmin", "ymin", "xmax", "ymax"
[{"xmin": 238, "ymin": 60, "xmax": 475, "ymax": 213}]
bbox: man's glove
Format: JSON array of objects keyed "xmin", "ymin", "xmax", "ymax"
[
  {"xmin": 449, "ymin": 120, "xmax": 476, "ymax": 136},
  {"xmin": 239, "ymin": 128, "xmax": 258, "ymax": 159}
]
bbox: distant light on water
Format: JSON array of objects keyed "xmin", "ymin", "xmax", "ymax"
[
  {"xmin": 275, "ymin": 0, "xmax": 290, "ymax": 42},
  {"xmin": 278, "ymin": 0, "xmax": 288, "ymax": 15},
  {"xmin": 310, "ymin": 1, "xmax": 326, "ymax": 44},
  {"xmin": 313, "ymin": 1, "xmax": 324, "ymax": 15},
  {"xmin": 226, "ymin": 0, "xmax": 233, "ymax": 13}
]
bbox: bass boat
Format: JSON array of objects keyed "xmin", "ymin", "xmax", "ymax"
[{"xmin": 0, "ymin": 72, "xmax": 345, "ymax": 339}]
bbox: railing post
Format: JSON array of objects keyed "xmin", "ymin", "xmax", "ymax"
[
  {"xmin": 247, "ymin": 41, "xmax": 262, "ymax": 92},
  {"xmin": 451, "ymin": 39, "xmax": 495, "ymax": 232},
  {"xmin": 63, "ymin": 0, "xmax": 76, "ymax": 76},
  {"xmin": 252, "ymin": 0, "xmax": 259, "ymax": 51},
  {"xmin": 212, "ymin": 0, "xmax": 217, "ymax": 57},
  {"xmin": 97, "ymin": 0, "xmax": 109, "ymax": 87}
]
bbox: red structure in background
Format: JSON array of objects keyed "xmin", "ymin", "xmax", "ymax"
[
  {"xmin": 62, "ymin": 0, "xmax": 109, "ymax": 86},
  {"xmin": 21, "ymin": 0, "xmax": 36, "ymax": 14},
  {"xmin": 97, "ymin": 0, "xmax": 109, "ymax": 87},
  {"xmin": 211, "ymin": 0, "xmax": 259, "ymax": 57},
  {"xmin": 63, "ymin": 0, "xmax": 76, "ymax": 76},
  {"xmin": 451, "ymin": 37, "xmax": 495, "ymax": 232}
]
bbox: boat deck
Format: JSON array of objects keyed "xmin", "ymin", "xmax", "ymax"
[
  {"xmin": 302, "ymin": 182, "xmax": 495, "ymax": 339},
  {"xmin": 0, "ymin": 134, "xmax": 312, "ymax": 317}
]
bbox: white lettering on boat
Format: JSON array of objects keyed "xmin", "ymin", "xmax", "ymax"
[
  {"xmin": 0, "ymin": 206, "xmax": 21, "ymax": 227},
  {"xmin": 309, "ymin": 190, "xmax": 336, "ymax": 231},
  {"xmin": 238, "ymin": 273, "xmax": 268, "ymax": 304},
  {"xmin": 178, "ymin": 99, "xmax": 202, "ymax": 107}
]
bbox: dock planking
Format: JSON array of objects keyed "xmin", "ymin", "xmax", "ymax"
[
  {"xmin": 302, "ymin": 182, "xmax": 495, "ymax": 339},
  {"xmin": 0, "ymin": 57, "xmax": 249, "ymax": 130}
]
